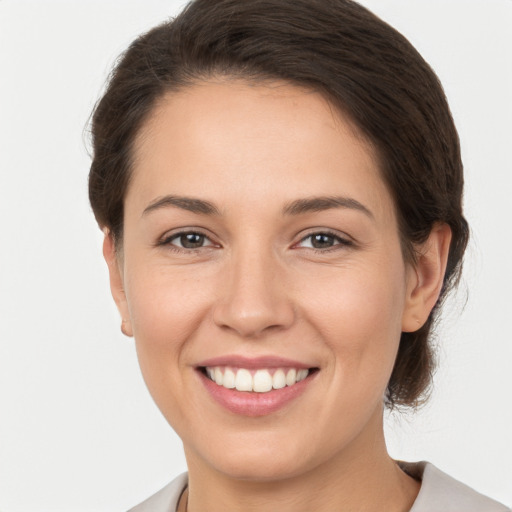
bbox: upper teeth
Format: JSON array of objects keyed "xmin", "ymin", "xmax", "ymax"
[{"xmin": 205, "ymin": 367, "xmax": 309, "ymax": 393}]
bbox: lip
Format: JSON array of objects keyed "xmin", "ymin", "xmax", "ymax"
[
  {"xmin": 195, "ymin": 355, "xmax": 318, "ymax": 417},
  {"xmin": 196, "ymin": 354, "xmax": 312, "ymax": 370}
]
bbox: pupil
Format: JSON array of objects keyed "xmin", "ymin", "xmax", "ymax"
[
  {"xmin": 181, "ymin": 233, "xmax": 204, "ymax": 248},
  {"xmin": 312, "ymin": 234, "xmax": 333, "ymax": 248}
]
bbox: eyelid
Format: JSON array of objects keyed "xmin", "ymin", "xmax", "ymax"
[
  {"xmin": 171, "ymin": 233, "xmax": 215, "ymax": 248},
  {"xmin": 293, "ymin": 229, "xmax": 354, "ymax": 250},
  {"xmin": 156, "ymin": 227, "xmax": 353, "ymax": 252},
  {"xmin": 157, "ymin": 227, "xmax": 220, "ymax": 249}
]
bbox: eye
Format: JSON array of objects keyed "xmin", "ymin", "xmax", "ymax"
[
  {"xmin": 297, "ymin": 231, "xmax": 352, "ymax": 250},
  {"xmin": 163, "ymin": 231, "xmax": 215, "ymax": 250}
]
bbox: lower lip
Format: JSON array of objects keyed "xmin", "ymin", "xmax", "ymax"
[{"xmin": 198, "ymin": 370, "xmax": 316, "ymax": 417}]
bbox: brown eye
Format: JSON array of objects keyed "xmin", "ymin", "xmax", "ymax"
[
  {"xmin": 180, "ymin": 233, "xmax": 205, "ymax": 248},
  {"xmin": 165, "ymin": 232, "xmax": 214, "ymax": 249},
  {"xmin": 297, "ymin": 232, "xmax": 352, "ymax": 250},
  {"xmin": 311, "ymin": 233, "xmax": 336, "ymax": 248}
]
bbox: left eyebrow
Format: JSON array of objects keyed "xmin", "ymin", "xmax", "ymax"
[
  {"xmin": 142, "ymin": 195, "xmax": 221, "ymax": 217},
  {"xmin": 282, "ymin": 196, "xmax": 374, "ymax": 219}
]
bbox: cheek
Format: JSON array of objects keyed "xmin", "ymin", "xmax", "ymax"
[
  {"xmin": 127, "ymin": 263, "xmax": 206, "ymax": 332},
  {"xmin": 123, "ymin": 263, "xmax": 215, "ymax": 381},
  {"xmin": 300, "ymin": 256, "xmax": 407, "ymax": 384}
]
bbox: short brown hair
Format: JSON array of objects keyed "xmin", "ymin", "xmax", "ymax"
[{"xmin": 89, "ymin": 0, "xmax": 469, "ymax": 408}]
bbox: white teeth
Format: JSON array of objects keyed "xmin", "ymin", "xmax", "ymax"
[
  {"xmin": 253, "ymin": 370, "xmax": 273, "ymax": 393},
  {"xmin": 285, "ymin": 368, "xmax": 297, "ymax": 386},
  {"xmin": 297, "ymin": 369, "xmax": 309, "ymax": 382},
  {"xmin": 235, "ymin": 368, "xmax": 253, "ymax": 391},
  {"xmin": 205, "ymin": 366, "xmax": 311, "ymax": 393},
  {"xmin": 223, "ymin": 368, "xmax": 236, "ymax": 389},
  {"xmin": 272, "ymin": 369, "xmax": 286, "ymax": 389}
]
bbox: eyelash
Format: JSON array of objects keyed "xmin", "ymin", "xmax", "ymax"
[
  {"xmin": 158, "ymin": 229, "xmax": 353, "ymax": 254},
  {"xmin": 295, "ymin": 230, "xmax": 353, "ymax": 253},
  {"xmin": 158, "ymin": 230, "xmax": 217, "ymax": 253}
]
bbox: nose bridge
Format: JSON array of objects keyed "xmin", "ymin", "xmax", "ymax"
[{"xmin": 213, "ymin": 240, "xmax": 294, "ymax": 338}]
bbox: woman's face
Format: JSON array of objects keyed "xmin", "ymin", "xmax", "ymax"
[{"xmin": 109, "ymin": 80, "xmax": 422, "ymax": 480}]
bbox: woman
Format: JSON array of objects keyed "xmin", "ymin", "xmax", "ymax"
[{"xmin": 88, "ymin": 0, "xmax": 509, "ymax": 511}]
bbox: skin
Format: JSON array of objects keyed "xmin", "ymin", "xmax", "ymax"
[{"xmin": 104, "ymin": 80, "xmax": 451, "ymax": 512}]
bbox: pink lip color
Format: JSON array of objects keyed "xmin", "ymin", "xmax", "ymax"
[
  {"xmin": 199, "ymin": 373, "xmax": 313, "ymax": 416},
  {"xmin": 196, "ymin": 354, "xmax": 311, "ymax": 369},
  {"xmin": 196, "ymin": 358, "xmax": 316, "ymax": 417}
]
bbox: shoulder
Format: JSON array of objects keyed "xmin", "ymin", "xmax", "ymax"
[
  {"xmin": 127, "ymin": 473, "xmax": 188, "ymax": 512},
  {"xmin": 400, "ymin": 461, "xmax": 510, "ymax": 512},
  {"xmin": 125, "ymin": 465, "xmax": 510, "ymax": 512}
]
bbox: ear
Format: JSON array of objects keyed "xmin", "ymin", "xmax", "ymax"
[
  {"xmin": 402, "ymin": 223, "xmax": 452, "ymax": 332},
  {"xmin": 102, "ymin": 229, "xmax": 133, "ymax": 337}
]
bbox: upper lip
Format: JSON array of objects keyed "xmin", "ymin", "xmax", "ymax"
[{"xmin": 196, "ymin": 355, "xmax": 314, "ymax": 369}]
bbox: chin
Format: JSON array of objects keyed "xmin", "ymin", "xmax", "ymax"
[
  {"xmin": 212, "ymin": 454, "xmax": 310, "ymax": 482},
  {"xmin": 186, "ymin": 427, "xmax": 329, "ymax": 483}
]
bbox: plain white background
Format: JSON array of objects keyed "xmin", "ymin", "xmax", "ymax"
[{"xmin": 0, "ymin": 1, "xmax": 510, "ymax": 510}]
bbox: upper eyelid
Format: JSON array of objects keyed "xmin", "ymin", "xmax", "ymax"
[
  {"xmin": 160, "ymin": 226, "xmax": 213, "ymax": 238},
  {"xmin": 158, "ymin": 228, "xmax": 218, "ymax": 247},
  {"xmin": 157, "ymin": 227, "xmax": 353, "ymax": 247},
  {"xmin": 295, "ymin": 228, "xmax": 353, "ymax": 243},
  {"xmin": 173, "ymin": 232, "xmax": 213, "ymax": 244},
  {"xmin": 301, "ymin": 230, "xmax": 348, "ymax": 240},
  {"xmin": 296, "ymin": 234, "xmax": 350, "ymax": 246}
]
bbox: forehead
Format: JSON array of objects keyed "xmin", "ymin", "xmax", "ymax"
[
  {"xmin": 128, "ymin": 79, "xmax": 393, "ymax": 222},
  {"xmin": 136, "ymin": 79, "xmax": 366, "ymax": 156}
]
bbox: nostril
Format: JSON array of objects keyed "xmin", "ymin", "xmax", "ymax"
[{"xmin": 211, "ymin": 273, "xmax": 295, "ymax": 338}]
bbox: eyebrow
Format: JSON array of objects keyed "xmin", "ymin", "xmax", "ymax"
[
  {"xmin": 141, "ymin": 194, "xmax": 373, "ymax": 219},
  {"xmin": 283, "ymin": 196, "xmax": 374, "ymax": 219},
  {"xmin": 142, "ymin": 195, "xmax": 220, "ymax": 216}
]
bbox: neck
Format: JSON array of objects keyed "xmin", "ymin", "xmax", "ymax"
[{"xmin": 182, "ymin": 409, "xmax": 420, "ymax": 512}]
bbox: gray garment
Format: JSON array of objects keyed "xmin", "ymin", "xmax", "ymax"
[
  {"xmin": 398, "ymin": 462, "xmax": 509, "ymax": 512},
  {"xmin": 128, "ymin": 462, "xmax": 510, "ymax": 512}
]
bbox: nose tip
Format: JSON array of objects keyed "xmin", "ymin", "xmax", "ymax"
[
  {"xmin": 212, "ymin": 255, "xmax": 295, "ymax": 338},
  {"xmin": 214, "ymin": 301, "xmax": 293, "ymax": 338}
]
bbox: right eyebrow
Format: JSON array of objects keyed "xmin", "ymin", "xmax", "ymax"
[
  {"xmin": 282, "ymin": 195, "xmax": 374, "ymax": 219},
  {"xmin": 141, "ymin": 195, "xmax": 221, "ymax": 217}
]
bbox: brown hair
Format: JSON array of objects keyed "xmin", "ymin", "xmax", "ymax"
[{"xmin": 88, "ymin": 0, "xmax": 469, "ymax": 408}]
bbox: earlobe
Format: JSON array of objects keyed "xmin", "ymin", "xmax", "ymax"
[
  {"xmin": 402, "ymin": 223, "xmax": 452, "ymax": 333},
  {"xmin": 102, "ymin": 229, "xmax": 134, "ymax": 337}
]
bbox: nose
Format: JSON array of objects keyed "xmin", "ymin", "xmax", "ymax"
[{"xmin": 212, "ymin": 246, "xmax": 295, "ymax": 338}]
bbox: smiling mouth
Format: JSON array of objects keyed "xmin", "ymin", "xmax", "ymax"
[{"xmin": 199, "ymin": 366, "xmax": 319, "ymax": 393}]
